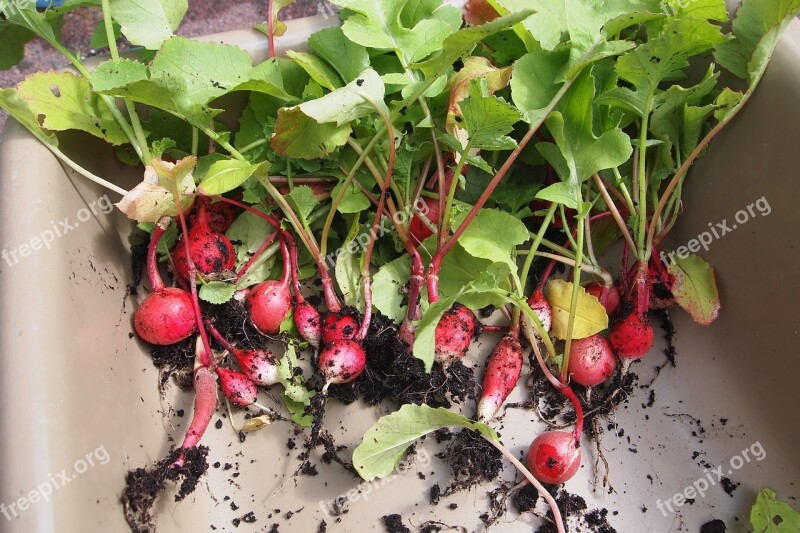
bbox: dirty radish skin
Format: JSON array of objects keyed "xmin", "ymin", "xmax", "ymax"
[
  {"xmin": 585, "ymin": 282, "xmax": 621, "ymax": 316},
  {"xmin": 527, "ymin": 431, "xmax": 582, "ymax": 485},
  {"xmin": 134, "ymin": 218, "xmax": 197, "ymax": 345},
  {"xmin": 173, "ymin": 365, "xmax": 218, "ymax": 467},
  {"xmin": 173, "ymin": 202, "xmax": 236, "ymax": 282},
  {"xmin": 321, "ymin": 310, "xmax": 360, "ymax": 345},
  {"xmin": 525, "ymin": 291, "xmax": 552, "ymax": 336},
  {"xmin": 567, "ymin": 334, "xmax": 617, "ymax": 388},
  {"xmin": 285, "ymin": 232, "xmax": 322, "ymax": 347},
  {"xmin": 231, "ymin": 348, "xmax": 278, "ymax": 387},
  {"xmin": 647, "ymin": 258, "xmax": 676, "ymax": 310},
  {"xmin": 318, "ymin": 339, "xmax": 367, "ymax": 386},
  {"xmin": 609, "ymin": 307, "xmax": 655, "ymax": 370},
  {"xmin": 189, "ymin": 199, "xmax": 236, "ymax": 233},
  {"xmin": 247, "ymin": 237, "xmax": 293, "ymax": 335},
  {"xmin": 408, "ymin": 196, "xmax": 441, "ymax": 245},
  {"xmin": 216, "ymin": 367, "xmax": 259, "ymax": 407},
  {"xmin": 476, "ymin": 336, "xmax": 523, "ymax": 421},
  {"xmin": 434, "ymin": 303, "xmax": 478, "ymax": 365}
]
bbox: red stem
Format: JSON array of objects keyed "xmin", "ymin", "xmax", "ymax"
[
  {"xmin": 560, "ymin": 385, "xmax": 585, "ymax": 444},
  {"xmin": 235, "ymin": 230, "xmax": 278, "ymax": 283},
  {"xmin": 206, "ymin": 321, "xmax": 236, "ymax": 353},
  {"xmin": 427, "ymin": 128, "xmax": 538, "ymax": 301},
  {"xmin": 146, "ymin": 219, "xmax": 168, "ymax": 292},
  {"xmin": 267, "ymin": 0, "xmax": 276, "ymax": 59},
  {"xmin": 173, "ymin": 366, "xmax": 218, "ymax": 467},
  {"xmin": 210, "ymin": 195, "xmax": 342, "ymax": 312},
  {"xmin": 284, "ymin": 230, "xmax": 306, "ymax": 304}
]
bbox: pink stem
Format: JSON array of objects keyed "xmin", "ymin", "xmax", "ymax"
[
  {"xmin": 284, "ymin": 230, "xmax": 306, "ymax": 304},
  {"xmin": 206, "ymin": 321, "xmax": 236, "ymax": 353},
  {"xmin": 267, "ymin": 0, "xmax": 276, "ymax": 59},
  {"xmin": 146, "ymin": 219, "xmax": 168, "ymax": 292},
  {"xmin": 235, "ymin": 231, "xmax": 278, "ymax": 283},
  {"xmin": 173, "ymin": 366, "xmax": 218, "ymax": 467}
]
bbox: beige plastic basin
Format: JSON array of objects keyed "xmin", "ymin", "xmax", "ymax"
[{"xmin": 0, "ymin": 8, "xmax": 798, "ymax": 533}]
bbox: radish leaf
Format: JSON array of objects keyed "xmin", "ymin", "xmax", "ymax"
[
  {"xmin": 199, "ymin": 281, "xmax": 236, "ymax": 305},
  {"xmin": 668, "ymin": 253, "xmax": 720, "ymax": 326},
  {"xmin": 198, "ymin": 160, "xmax": 268, "ymax": 196},
  {"xmin": 545, "ymin": 279, "xmax": 608, "ymax": 339},
  {"xmin": 456, "ymin": 208, "xmax": 529, "ymax": 267},
  {"xmin": 109, "ymin": 0, "xmax": 186, "ymax": 50},
  {"xmin": 459, "ymin": 80, "xmax": 522, "ymax": 151},
  {"xmin": 353, "ymin": 404, "xmax": 498, "ymax": 481},
  {"xmin": 750, "ymin": 488, "xmax": 800, "ymax": 532},
  {"xmin": 307, "ymin": 27, "xmax": 371, "ymax": 84}
]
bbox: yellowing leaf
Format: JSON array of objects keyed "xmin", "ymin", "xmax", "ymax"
[
  {"xmin": 115, "ymin": 159, "xmax": 196, "ymax": 223},
  {"xmin": 668, "ymin": 253, "xmax": 721, "ymax": 326},
  {"xmin": 544, "ymin": 279, "xmax": 608, "ymax": 339}
]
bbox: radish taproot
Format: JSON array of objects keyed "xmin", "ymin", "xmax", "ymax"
[
  {"xmin": 434, "ymin": 303, "xmax": 478, "ymax": 365},
  {"xmin": 173, "ymin": 201, "xmax": 236, "ymax": 282},
  {"xmin": 318, "ymin": 339, "xmax": 367, "ymax": 386},
  {"xmin": 207, "ymin": 322, "xmax": 278, "ymax": 387},
  {"xmin": 321, "ymin": 310, "xmax": 360, "ymax": 345},
  {"xmin": 585, "ymin": 282, "xmax": 621, "ymax": 316},
  {"xmin": 285, "ymin": 231, "xmax": 322, "ymax": 347},
  {"xmin": 476, "ymin": 335, "xmax": 523, "ymax": 421},
  {"xmin": 246, "ymin": 236, "xmax": 293, "ymax": 335},
  {"xmin": 216, "ymin": 367, "xmax": 258, "ymax": 407},
  {"xmin": 189, "ymin": 198, "xmax": 236, "ymax": 233},
  {"xmin": 134, "ymin": 218, "xmax": 196, "ymax": 345},
  {"xmin": 526, "ymin": 431, "xmax": 582, "ymax": 485},
  {"xmin": 609, "ymin": 306, "xmax": 655, "ymax": 366},
  {"xmin": 567, "ymin": 334, "xmax": 617, "ymax": 387},
  {"xmin": 526, "ymin": 290, "xmax": 552, "ymax": 336}
]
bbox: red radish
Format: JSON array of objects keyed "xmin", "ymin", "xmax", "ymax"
[
  {"xmin": 318, "ymin": 339, "xmax": 367, "ymax": 385},
  {"xmin": 216, "ymin": 367, "xmax": 258, "ymax": 407},
  {"xmin": 526, "ymin": 290, "xmax": 552, "ymax": 336},
  {"xmin": 408, "ymin": 196, "xmax": 440, "ymax": 245},
  {"xmin": 189, "ymin": 199, "xmax": 236, "ymax": 233},
  {"xmin": 585, "ymin": 282, "xmax": 621, "ymax": 316},
  {"xmin": 134, "ymin": 288, "xmax": 197, "ymax": 345},
  {"xmin": 134, "ymin": 218, "xmax": 196, "ymax": 345},
  {"xmin": 295, "ymin": 300, "xmax": 322, "ymax": 347},
  {"xmin": 526, "ymin": 431, "xmax": 582, "ymax": 485},
  {"xmin": 647, "ymin": 258, "xmax": 675, "ymax": 310},
  {"xmin": 567, "ymin": 334, "xmax": 617, "ymax": 387},
  {"xmin": 207, "ymin": 323, "xmax": 278, "ymax": 387},
  {"xmin": 173, "ymin": 365, "xmax": 218, "ymax": 467},
  {"xmin": 173, "ymin": 202, "xmax": 235, "ymax": 282},
  {"xmin": 609, "ymin": 308, "xmax": 654, "ymax": 365},
  {"xmin": 434, "ymin": 303, "xmax": 478, "ymax": 365},
  {"xmin": 476, "ymin": 336, "xmax": 523, "ymax": 421},
  {"xmin": 321, "ymin": 311, "xmax": 360, "ymax": 345},
  {"xmin": 246, "ymin": 236, "xmax": 293, "ymax": 335}
]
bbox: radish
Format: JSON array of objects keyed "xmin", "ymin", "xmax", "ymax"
[
  {"xmin": 321, "ymin": 310, "xmax": 360, "ymax": 345},
  {"xmin": 295, "ymin": 301, "xmax": 322, "ymax": 347},
  {"xmin": 567, "ymin": 334, "xmax": 617, "ymax": 387},
  {"xmin": 408, "ymin": 196, "xmax": 440, "ymax": 245},
  {"xmin": 246, "ymin": 236, "xmax": 292, "ymax": 335},
  {"xmin": 647, "ymin": 257, "xmax": 675, "ymax": 310},
  {"xmin": 173, "ymin": 201, "xmax": 236, "ymax": 282},
  {"xmin": 318, "ymin": 339, "xmax": 367, "ymax": 386},
  {"xmin": 585, "ymin": 282, "xmax": 621, "ymax": 316},
  {"xmin": 207, "ymin": 322, "xmax": 278, "ymax": 387},
  {"xmin": 189, "ymin": 198, "xmax": 236, "ymax": 233},
  {"xmin": 526, "ymin": 431, "xmax": 582, "ymax": 485},
  {"xmin": 476, "ymin": 335, "xmax": 523, "ymax": 421},
  {"xmin": 434, "ymin": 303, "xmax": 478, "ymax": 365},
  {"xmin": 134, "ymin": 218, "xmax": 196, "ymax": 345},
  {"xmin": 526, "ymin": 290, "xmax": 552, "ymax": 336},
  {"xmin": 609, "ymin": 306, "xmax": 654, "ymax": 369},
  {"xmin": 216, "ymin": 367, "xmax": 258, "ymax": 407}
]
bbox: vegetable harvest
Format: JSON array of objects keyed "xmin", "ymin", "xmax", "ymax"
[{"xmin": 1, "ymin": 0, "xmax": 798, "ymax": 531}]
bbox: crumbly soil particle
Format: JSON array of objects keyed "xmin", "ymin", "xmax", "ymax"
[
  {"xmin": 150, "ymin": 336, "xmax": 195, "ymax": 391},
  {"xmin": 700, "ymin": 519, "xmax": 727, "ymax": 533},
  {"xmin": 381, "ymin": 514, "xmax": 411, "ymax": 533},
  {"xmin": 442, "ymin": 429, "xmax": 503, "ymax": 494}
]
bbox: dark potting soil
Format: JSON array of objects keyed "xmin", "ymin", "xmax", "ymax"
[
  {"xmin": 150, "ymin": 335, "xmax": 195, "ymax": 391},
  {"xmin": 441, "ymin": 429, "xmax": 503, "ymax": 494},
  {"xmin": 700, "ymin": 519, "xmax": 727, "ymax": 533},
  {"xmin": 381, "ymin": 513, "xmax": 411, "ymax": 533}
]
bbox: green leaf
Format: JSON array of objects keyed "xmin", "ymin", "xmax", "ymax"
[
  {"xmin": 537, "ymin": 69, "xmax": 633, "ymax": 191},
  {"xmin": 286, "ymin": 50, "xmax": 343, "ymax": 90},
  {"xmin": 199, "ymin": 281, "xmax": 236, "ymax": 304},
  {"xmin": 353, "ymin": 404, "xmax": 498, "ymax": 481},
  {"xmin": 109, "ymin": 0, "xmax": 187, "ymax": 50},
  {"xmin": 89, "ymin": 18, "xmax": 121, "ymax": 49},
  {"xmin": 715, "ymin": 0, "xmax": 800, "ymax": 83},
  {"xmin": 90, "ymin": 58, "xmax": 149, "ymax": 92},
  {"xmin": 750, "ymin": 488, "xmax": 800, "ymax": 533},
  {"xmin": 373, "ymin": 255, "xmax": 411, "ymax": 322},
  {"xmin": 413, "ymin": 294, "xmax": 457, "ymax": 372},
  {"xmin": 544, "ymin": 279, "xmax": 608, "ymax": 339},
  {"xmin": 331, "ymin": 180, "xmax": 371, "ymax": 214},
  {"xmin": 488, "ymin": 0, "xmax": 564, "ymax": 51},
  {"xmin": 535, "ymin": 181, "xmax": 580, "ymax": 210},
  {"xmin": 662, "ymin": 0, "xmax": 728, "ymax": 21},
  {"xmin": 332, "ymin": 0, "xmax": 457, "ymax": 64},
  {"xmin": 198, "ymin": 159, "xmax": 268, "ymax": 196},
  {"xmin": 226, "ymin": 207, "xmax": 277, "ymax": 288},
  {"xmin": 413, "ymin": 10, "xmax": 534, "ymax": 78},
  {"xmin": 438, "ymin": 244, "xmax": 512, "ymax": 309},
  {"xmin": 270, "ymin": 106, "xmax": 352, "ymax": 159},
  {"xmin": 277, "ymin": 344, "xmax": 314, "ymax": 427},
  {"xmin": 667, "ymin": 253, "xmax": 720, "ymax": 326},
  {"xmin": 285, "ymin": 186, "xmax": 319, "ymax": 227},
  {"xmin": 307, "ymin": 26, "xmax": 372, "ymax": 83},
  {"xmin": 456, "ymin": 208, "xmax": 529, "ymax": 267},
  {"xmin": 298, "ymin": 68, "xmax": 387, "ymax": 126},
  {"xmin": 0, "ymin": 24, "xmax": 34, "ymax": 70},
  {"xmin": 459, "ymin": 80, "xmax": 522, "ymax": 151},
  {"xmin": 511, "ymin": 48, "xmax": 569, "ymax": 125},
  {"xmin": 335, "ymin": 239, "xmax": 362, "ymax": 307},
  {"xmin": 0, "ymin": 88, "xmax": 58, "ymax": 147},
  {"xmin": 714, "ymin": 88, "xmax": 744, "ymax": 121},
  {"xmin": 16, "ymin": 71, "xmax": 128, "ymax": 145}
]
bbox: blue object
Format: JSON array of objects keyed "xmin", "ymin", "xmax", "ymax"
[{"xmin": 36, "ymin": 0, "xmax": 65, "ymax": 9}]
